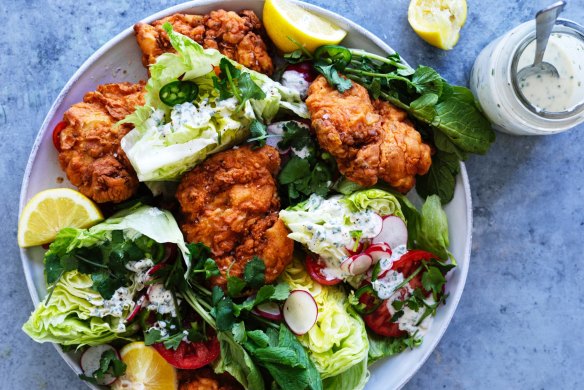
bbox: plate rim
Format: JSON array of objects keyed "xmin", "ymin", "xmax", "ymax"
[{"xmin": 18, "ymin": 1, "xmax": 473, "ymax": 388}]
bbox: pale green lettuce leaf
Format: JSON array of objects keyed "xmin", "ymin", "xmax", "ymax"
[
  {"xmin": 343, "ymin": 188, "xmax": 405, "ymax": 221},
  {"xmin": 22, "ymin": 271, "xmax": 123, "ymax": 347},
  {"xmin": 280, "ymin": 258, "xmax": 369, "ymax": 379},
  {"xmin": 322, "ymin": 356, "xmax": 369, "ymax": 390}
]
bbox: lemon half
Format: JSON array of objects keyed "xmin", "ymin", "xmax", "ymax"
[
  {"xmin": 263, "ymin": 0, "xmax": 347, "ymax": 53},
  {"xmin": 113, "ymin": 342, "xmax": 177, "ymax": 390},
  {"xmin": 408, "ymin": 0, "xmax": 467, "ymax": 50},
  {"xmin": 17, "ymin": 188, "xmax": 103, "ymax": 247}
]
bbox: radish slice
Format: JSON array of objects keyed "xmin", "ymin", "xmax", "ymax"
[
  {"xmin": 370, "ymin": 213, "xmax": 384, "ymax": 237},
  {"xmin": 372, "ymin": 215, "xmax": 408, "ymax": 249},
  {"xmin": 147, "ymin": 262, "xmax": 166, "ymax": 276},
  {"xmin": 252, "ymin": 302, "xmax": 283, "ymax": 321},
  {"xmin": 346, "ymin": 241, "xmax": 364, "ymax": 255},
  {"xmin": 347, "ymin": 254, "xmax": 373, "ymax": 275},
  {"xmin": 126, "ymin": 295, "xmax": 147, "ymax": 322},
  {"xmin": 80, "ymin": 345, "xmax": 119, "ymax": 385},
  {"xmin": 283, "ymin": 290, "xmax": 318, "ymax": 335},
  {"xmin": 365, "ymin": 243, "xmax": 392, "ymax": 264},
  {"xmin": 340, "ymin": 258, "xmax": 352, "ymax": 273}
]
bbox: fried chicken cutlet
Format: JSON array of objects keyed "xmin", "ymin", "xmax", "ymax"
[
  {"xmin": 57, "ymin": 82, "xmax": 145, "ymax": 203},
  {"xmin": 179, "ymin": 367, "xmax": 242, "ymax": 390},
  {"xmin": 176, "ymin": 145, "xmax": 294, "ymax": 290},
  {"xmin": 134, "ymin": 9, "xmax": 273, "ymax": 75},
  {"xmin": 306, "ymin": 76, "xmax": 432, "ymax": 193}
]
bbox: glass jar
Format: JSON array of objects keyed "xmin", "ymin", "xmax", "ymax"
[{"xmin": 470, "ymin": 19, "xmax": 584, "ymax": 135}]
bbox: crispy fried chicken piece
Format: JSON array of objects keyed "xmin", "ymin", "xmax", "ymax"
[
  {"xmin": 306, "ymin": 76, "xmax": 432, "ymax": 193},
  {"xmin": 176, "ymin": 145, "xmax": 294, "ymax": 289},
  {"xmin": 134, "ymin": 9, "xmax": 273, "ymax": 75},
  {"xmin": 58, "ymin": 82, "xmax": 145, "ymax": 203},
  {"xmin": 179, "ymin": 368, "xmax": 242, "ymax": 390}
]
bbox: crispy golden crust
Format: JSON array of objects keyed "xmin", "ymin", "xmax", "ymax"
[
  {"xmin": 176, "ymin": 145, "xmax": 294, "ymax": 289},
  {"xmin": 134, "ymin": 9, "xmax": 273, "ymax": 75},
  {"xmin": 58, "ymin": 82, "xmax": 145, "ymax": 203},
  {"xmin": 306, "ymin": 76, "xmax": 432, "ymax": 193},
  {"xmin": 179, "ymin": 367, "xmax": 242, "ymax": 390}
]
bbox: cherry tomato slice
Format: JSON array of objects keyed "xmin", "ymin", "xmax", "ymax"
[
  {"xmin": 52, "ymin": 121, "xmax": 67, "ymax": 152},
  {"xmin": 153, "ymin": 334, "xmax": 220, "ymax": 370},
  {"xmin": 363, "ymin": 249, "xmax": 439, "ymax": 337},
  {"xmin": 305, "ymin": 254, "xmax": 343, "ymax": 286}
]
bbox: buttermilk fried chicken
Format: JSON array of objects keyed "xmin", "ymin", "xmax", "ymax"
[
  {"xmin": 176, "ymin": 145, "xmax": 294, "ymax": 290},
  {"xmin": 57, "ymin": 82, "xmax": 145, "ymax": 203},
  {"xmin": 179, "ymin": 367, "xmax": 242, "ymax": 390},
  {"xmin": 306, "ymin": 75, "xmax": 432, "ymax": 193},
  {"xmin": 134, "ymin": 9, "xmax": 273, "ymax": 75}
]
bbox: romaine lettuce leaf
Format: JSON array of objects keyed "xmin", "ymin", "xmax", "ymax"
[
  {"xmin": 121, "ymin": 25, "xmax": 308, "ymax": 182},
  {"xmin": 280, "ymin": 257, "xmax": 369, "ymax": 379}
]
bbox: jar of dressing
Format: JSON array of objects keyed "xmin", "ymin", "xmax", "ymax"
[{"xmin": 470, "ymin": 19, "xmax": 584, "ymax": 135}]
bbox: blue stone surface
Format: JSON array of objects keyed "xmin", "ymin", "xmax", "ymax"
[{"xmin": 1, "ymin": 0, "xmax": 583, "ymax": 388}]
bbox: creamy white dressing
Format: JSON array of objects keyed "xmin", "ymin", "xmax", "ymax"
[
  {"xmin": 281, "ymin": 70, "xmax": 310, "ymax": 99},
  {"xmin": 291, "ymin": 146, "xmax": 310, "ymax": 159},
  {"xmin": 390, "ymin": 295, "xmax": 435, "ymax": 337},
  {"xmin": 290, "ymin": 194, "xmax": 383, "ymax": 279},
  {"xmin": 90, "ymin": 287, "xmax": 135, "ymax": 319},
  {"xmin": 517, "ymin": 33, "xmax": 584, "ymax": 112},
  {"xmin": 147, "ymin": 283, "xmax": 177, "ymax": 317},
  {"xmin": 372, "ymin": 270, "xmax": 406, "ymax": 300}
]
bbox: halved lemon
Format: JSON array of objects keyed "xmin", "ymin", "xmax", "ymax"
[
  {"xmin": 408, "ymin": 0, "xmax": 467, "ymax": 50},
  {"xmin": 263, "ymin": 0, "xmax": 347, "ymax": 53},
  {"xmin": 113, "ymin": 342, "xmax": 177, "ymax": 390},
  {"xmin": 17, "ymin": 188, "xmax": 103, "ymax": 247}
]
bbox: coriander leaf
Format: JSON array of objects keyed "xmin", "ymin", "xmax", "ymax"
[
  {"xmin": 238, "ymin": 72, "xmax": 266, "ymax": 103},
  {"xmin": 283, "ymin": 49, "xmax": 311, "ymax": 64},
  {"xmin": 203, "ymin": 258, "xmax": 221, "ymax": 279},
  {"xmin": 227, "ymin": 276, "xmax": 247, "ymax": 297},
  {"xmin": 421, "ymin": 267, "xmax": 446, "ymax": 297},
  {"xmin": 79, "ymin": 349, "xmax": 126, "ymax": 384},
  {"xmin": 271, "ymin": 283, "xmax": 291, "ymax": 301},
  {"xmin": 243, "ymin": 257, "xmax": 266, "ymax": 289},
  {"xmin": 278, "ymin": 122, "xmax": 314, "ymax": 152},
  {"xmin": 212, "ymin": 285, "xmax": 225, "ymax": 305},
  {"xmin": 144, "ymin": 328, "xmax": 163, "ymax": 346},
  {"xmin": 247, "ymin": 120, "xmax": 268, "ymax": 148},
  {"xmin": 215, "ymin": 296, "xmax": 236, "ymax": 332},
  {"xmin": 314, "ymin": 63, "xmax": 352, "ymax": 93},
  {"xmin": 91, "ymin": 271, "xmax": 124, "ymax": 300},
  {"xmin": 278, "ymin": 157, "xmax": 311, "ymax": 185},
  {"xmin": 163, "ymin": 332, "xmax": 186, "ymax": 350}
]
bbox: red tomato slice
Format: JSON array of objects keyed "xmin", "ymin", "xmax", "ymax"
[
  {"xmin": 363, "ymin": 249, "xmax": 439, "ymax": 337},
  {"xmin": 305, "ymin": 254, "xmax": 343, "ymax": 286},
  {"xmin": 52, "ymin": 120, "xmax": 67, "ymax": 152},
  {"xmin": 153, "ymin": 334, "xmax": 220, "ymax": 370}
]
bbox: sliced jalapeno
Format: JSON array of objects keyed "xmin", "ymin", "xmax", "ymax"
[
  {"xmin": 353, "ymin": 284, "xmax": 383, "ymax": 315},
  {"xmin": 159, "ymin": 80, "xmax": 199, "ymax": 106},
  {"xmin": 314, "ymin": 45, "xmax": 352, "ymax": 70}
]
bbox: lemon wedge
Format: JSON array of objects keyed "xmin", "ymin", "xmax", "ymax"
[
  {"xmin": 408, "ymin": 0, "xmax": 467, "ymax": 50},
  {"xmin": 263, "ymin": 0, "xmax": 347, "ymax": 53},
  {"xmin": 113, "ymin": 342, "xmax": 177, "ymax": 390},
  {"xmin": 18, "ymin": 188, "xmax": 103, "ymax": 248}
]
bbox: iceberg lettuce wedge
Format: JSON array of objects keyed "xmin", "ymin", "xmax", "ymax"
[{"xmin": 121, "ymin": 24, "xmax": 308, "ymax": 182}]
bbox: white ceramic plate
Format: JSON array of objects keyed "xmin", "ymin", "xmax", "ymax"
[{"xmin": 19, "ymin": 1, "xmax": 472, "ymax": 389}]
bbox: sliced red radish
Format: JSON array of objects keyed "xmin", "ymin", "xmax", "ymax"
[
  {"xmin": 80, "ymin": 344, "xmax": 119, "ymax": 385},
  {"xmin": 370, "ymin": 213, "xmax": 384, "ymax": 237},
  {"xmin": 285, "ymin": 62, "xmax": 318, "ymax": 82},
  {"xmin": 161, "ymin": 243, "xmax": 178, "ymax": 263},
  {"xmin": 147, "ymin": 262, "xmax": 166, "ymax": 276},
  {"xmin": 372, "ymin": 215, "xmax": 408, "ymax": 249},
  {"xmin": 347, "ymin": 253, "xmax": 373, "ymax": 275},
  {"xmin": 252, "ymin": 302, "xmax": 283, "ymax": 321},
  {"xmin": 365, "ymin": 243, "xmax": 392, "ymax": 264},
  {"xmin": 126, "ymin": 295, "xmax": 148, "ymax": 322},
  {"xmin": 283, "ymin": 290, "xmax": 318, "ymax": 335},
  {"xmin": 346, "ymin": 241, "xmax": 364, "ymax": 256},
  {"xmin": 340, "ymin": 258, "xmax": 352, "ymax": 273}
]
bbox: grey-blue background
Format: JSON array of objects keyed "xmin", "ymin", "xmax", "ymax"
[{"xmin": 2, "ymin": 0, "xmax": 583, "ymax": 388}]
